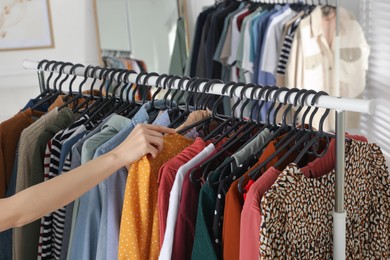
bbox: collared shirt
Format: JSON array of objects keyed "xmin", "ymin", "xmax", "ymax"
[
  {"xmin": 213, "ymin": 3, "xmax": 246, "ymax": 64},
  {"xmin": 64, "ymin": 114, "xmax": 114, "ymax": 260},
  {"xmin": 286, "ymin": 6, "xmax": 370, "ymax": 130},
  {"xmin": 118, "ymin": 134, "xmax": 193, "ymax": 260},
  {"xmin": 68, "ymin": 114, "xmax": 131, "ymax": 260},
  {"xmin": 13, "ymin": 108, "xmax": 74, "ymax": 260},
  {"xmin": 95, "ymin": 102, "xmax": 171, "ymax": 260},
  {"xmin": 159, "ymin": 143, "xmax": 214, "ymax": 260},
  {"xmin": 259, "ymin": 139, "xmax": 389, "ymax": 259},
  {"xmin": 37, "ymin": 116, "xmax": 89, "ymax": 260},
  {"xmin": 260, "ymin": 6, "xmax": 297, "ymax": 82}
]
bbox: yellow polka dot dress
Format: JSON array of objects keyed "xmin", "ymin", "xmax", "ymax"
[{"xmin": 118, "ymin": 133, "xmax": 193, "ymax": 260}]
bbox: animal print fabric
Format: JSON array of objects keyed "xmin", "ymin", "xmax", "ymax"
[{"xmin": 259, "ymin": 140, "xmax": 390, "ymax": 259}]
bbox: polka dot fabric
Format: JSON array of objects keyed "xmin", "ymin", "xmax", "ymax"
[{"xmin": 118, "ymin": 133, "xmax": 193, "ymax": 260}]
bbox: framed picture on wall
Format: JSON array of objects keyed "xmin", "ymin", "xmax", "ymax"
[{"xmin": 0, "ymin": 0, "xmax": 54, "ymax": 51}]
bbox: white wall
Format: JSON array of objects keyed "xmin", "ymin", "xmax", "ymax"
[{"xmin": 0, "ymin": 0, "xmax": 99, "ymax": 122}]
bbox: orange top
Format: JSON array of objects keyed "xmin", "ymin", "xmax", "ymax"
[
  {"xmin": 0, "ymin": 109, "xmax": 42, "ymax": 197},
  {"xmin": 222, "ymin": 133, "xmax": 298, "ymax": 260},
  {"xmin": 118, "ymin": 133, "xmax": 193, "ymax": 260}
]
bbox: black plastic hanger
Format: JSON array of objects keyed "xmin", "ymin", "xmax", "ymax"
[
  {"xmin": 57, "ymin": 62, "xmax": 73, "ymax": 95},
  {"xmin": 235, "ymin": 88, "xmax": 307, "ymax": 192},
  {"xmin": 72, "ymin": 65, "xmax": 102, "ymax": 113},
  {"xmin": 142, "ymin": 72, "xmax": 159, "ymax": 104},
  {"xmin": 162, "ymin": 75, "xmax": 182, "ymax": 110},
  {"xmin": 293, "ymin": 91, "xmax": 332, "ymax": 164},
  {"xmin": 172, "ymin": 78, "xmax": 208, "ymax": 128},
  {"xmin": 145, "ymin": 73, "xmax": 175, "ymax": 123},
  {"xmin": 175, "ymin": 79, "xmax": 224, "ymax": 135},
  {"xmin": 127, "ymin": 71, "xmax": 159, "ymax": 119},
  {"xmin": 78, "ymin": 66, "xmax": 110, "ymax": 116},
  {"xmin": 104, "ymin": 69, "xmax": 129, "ymax": 115},
  {"xmin": 35, "ymin": 59, "xmax": 49, "ymax": 98},
  {"xmin": 61, "ymin": 63, "xmax": 85, "ymax": 104},
  {"xmin": 170, "ymin": 76, "xmax": 189, "ymax": 109},
  {"xmin": 83, "ymin": 68, "xmax": 122, "ymax": 124},
  {"xmin": 202, "ymin": 81, "xmax": 246, "ymax": 142},
  {"xmin": 31, "ymin": 61, "xmax": 64, "ymax": 110},
  {"xmin": 146, "ymin": 73, "xmax": 169, "ymax": 116}
]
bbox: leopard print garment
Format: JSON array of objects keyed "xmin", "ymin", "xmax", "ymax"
[{"xmin": 259, "ymin": 140, "xmax": 390, "ymax": 259}]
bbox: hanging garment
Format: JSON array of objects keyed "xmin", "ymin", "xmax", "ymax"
[
  {"xmin": 37, "ymin": 115, "xmax": 89, "ymax": 260},
  {"xmin": 158, "ymin": 137, "xmax": 208, "ymax": 247},
  {"xmin": 211, "ymin": 128, "xmax": 272, "ymax": 258},
  {"xmin": 68, "ymin": 114, "xmax": 131, "ymax": 260},
  {"xmin": 170, "ymin": 145, "xmax": 221, "ymax": 260},
  {"xmin": 286, "ymin": 6, "xmax": 370, "ymax": 130},
  {"xmin": 169, "ymin": 17, "xmax": 188, "ymax": 76},
  {"xmin": 259, "ymin": 139, "xmax": 390, "ymax": 259},
  {"xmin": 61, "ymin": 114, "xmax": 115, "ymax": 260},
  {"xmin": 13, "ymin": 107, "xmax": 75, "ymax": 260},
  {"xmin": 94, "ymin": 101, "xmax": 172, "ymax": 260},
  {"xmin": 118, "ymin": 134, "xmax": 193, "ymax": 260},
  {"xmin": 159, "ymin": 142, "xmax": 215, "ymax": 260}
]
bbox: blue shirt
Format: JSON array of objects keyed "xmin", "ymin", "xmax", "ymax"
[
  {"xmin": 63, "ymin": 114, "xmax": 114, "ymax": 260},
  {"xmin": 94, "ymin": 101, "xmax": 171, "ymax": 260},
  {"xmin": 68, "ymin": 115, "xmax": 131, "ymax": 260}
]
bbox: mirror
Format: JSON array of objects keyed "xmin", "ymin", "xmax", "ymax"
[{"xmin": 94, "ymin": 0, "xmax": 179, "ymax": 73}]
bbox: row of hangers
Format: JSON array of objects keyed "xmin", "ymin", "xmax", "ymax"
[{"xmin": 34, "ymin": 59, "xmax": 335, "ymax": 191}]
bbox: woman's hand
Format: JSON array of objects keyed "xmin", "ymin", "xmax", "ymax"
[{"xmin": 112, "ymin": 124, "xmax": 175, "ymax": 166}]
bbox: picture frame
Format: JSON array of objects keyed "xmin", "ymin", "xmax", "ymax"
[{"xmin": 0, "ymin": 0, "xmax": 54, "ymax": 51}]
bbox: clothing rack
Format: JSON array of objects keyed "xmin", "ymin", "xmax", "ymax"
[{"xmin": 22, "ymin": 59, "xmax": 375, "ymax": 260}]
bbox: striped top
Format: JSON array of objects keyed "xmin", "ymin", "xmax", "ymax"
[
  {"xmin": 276, "ymin": 16, "xmax": 303, "ymax": 76},
  {"xmin": 37, "ymin": 116, "xmax": 88, "ymax": 260}
]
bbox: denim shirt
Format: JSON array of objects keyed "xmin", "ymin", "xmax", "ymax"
[
  {"xmin": 94, "ymin": 101, "xmax": 171, "ymax": 260},
  {"xmin": 63, "ymin": 114, "xmax": 114, "ymax": 260},
  {"xmin": 68, "ymin": 115, "xmax": 131, "ymax": 260}
]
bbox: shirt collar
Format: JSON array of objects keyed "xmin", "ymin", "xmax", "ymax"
[
  {"xmin": 310, "ymin": 6, "xmax": 347, "ymax": 38},
  {"xmin": 102, "ymin": 114, "xmax": 131, "ymax": 133}
]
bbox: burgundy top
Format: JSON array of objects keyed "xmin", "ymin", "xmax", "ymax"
[
  {"xmin": 171, "ymin": 148, "xmax": 220, "ymax": 260},
  {"xmin": 157, "ymin": 137, "xmax": 207, "ymax": 247}
]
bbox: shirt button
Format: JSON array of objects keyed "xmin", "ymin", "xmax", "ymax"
[{"xmin": 329, "ymin": 67, "xmax": 332, "ymax": 71}]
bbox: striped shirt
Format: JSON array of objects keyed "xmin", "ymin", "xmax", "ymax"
[
  {"xmin": 276, "ymin": 16, "xmax": 303, "ymax": 76},
  {"xmin": 37, "ymin": 116, "xmax": 88, "ymax": 260}
]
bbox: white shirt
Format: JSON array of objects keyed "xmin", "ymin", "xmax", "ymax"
[
  {"xmin": 158, "ymin": 143, "xmax": 215, "ymax": 260},
  {"xmin": 286, "ymin": 7, "xmax": 370, "ymax": 130},
  {"xmin": 261, "ymin": 7, "xmax": 297, "ymax": 75}
]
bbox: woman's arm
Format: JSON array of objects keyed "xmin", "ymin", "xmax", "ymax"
[{"xmin": 0, "ymin": 124, "xmax": 174, "ymax": 232}]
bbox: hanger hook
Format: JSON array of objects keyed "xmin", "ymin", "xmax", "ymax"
[
  {"xmin": 211, "ymin": 81, "xmax": 235, "ymax": 118},
  {"xmin": 149, "ymin": 74, "xmax": 169, "ymax": 108},
  {"xmin": 229, "ymin": 82, "xmax": 246, "ymax": 119},
  {"xmin": 263, "ymin": 86, "xmax": 279, "ymax": 125},
  {"xmin": 57, "ymin": 62, "xmax": 73, "ymax": 93},
  {"xmin": 238, "ymin": 83, "xmax": 256, "ymax": 121},
  {"xmin": 37, "ymin": 59, "xmax": 49, "ymax": 92},
  {"xmin": 68, "ymin": 63, "xmax": 85, "ymax": 95},
  {"xmin": 164, "ymin": 75, "xmax": 182, "ymax": 109},
  {"xmin": 270, "ymin": 86, "xmax": 289, "ymax": 125},
  {"xmin": 78, "ymin": 65, "xmax": 94, "ymax": 95},
  {"xmin": 170, "ymin": 76, "xmax": 189, "ymax": 108},
  {"xmin": 292, "ymin": 89, "xmax": 308, "ymax": 127},
  {"xmin": 281, "ymin": 88, "xmax": 300, "ymax": 126},
  {"xmin": 248, "ymin": 84, "xmax": 262, "ymax": 122},
  {"xmin": 141, "ymin": 72, "xmax": 159, "ymax": 104},
  {"xmin": 310, "ymin": 91, "xmax": 330, "ymax": 133},
  {"xmin": 200, "ymin": 79, "xmax": 223, "ymax": 110},
  {"xmin": 186, "ymin": 78, "xmax": 209, "ymax": 112},
  {"xmin": 299, "ymin": 89, "xmax": 317, "ymax": 129},
  {"xmin": 44, "ymin": 60, "xmax": 58, "ymax": 91}
]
